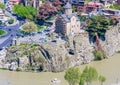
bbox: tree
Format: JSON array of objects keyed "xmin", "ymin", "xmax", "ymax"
[
  {"xmin": 93, "ymin": 50, "xmax": 106, "ymax": 60},
  {"xmin": 86, "ymin": 15, "xmax": 110, "ymax": 51},
  {"xmin": 72, "ymin": 6, "xmax": 76, "ymax": 12},
  {"xmin": 14, "ymin": 4, "xmax": 36, "ymax": 20},
  {"xmin": 0, "ymin": 30, "xmax": 6, "ymax": 36},
  {"xmin": 38, "ymin": 2, "xmax": 57, "ymax": 20},
  {"xmin": 81, "ymin": 66, "xmax": 98, "ymax": 85},
  {"xmin": 79, "ymin": 78, "xmax": 85, "ymax": 85},
  {"xmin": 52, "ymin": 0, "xmax": 62, "ymax": 11},
  {"xmin": 64, "ymin": 67, "xmax": 81, "ymax": 85},
  {"xmin": 0, "ymin": 3, "xmax": 5, "ymax": 9},
  {"xmin": 22, "ymin": 22, "xmax": 37, "ymax": 33},
  {"xmin": 99, "ymin": 75, "xmax": 106, "ymax": 85}
]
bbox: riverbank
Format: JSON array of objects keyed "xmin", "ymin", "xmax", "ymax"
[{"xmin": 0, "ymin": 53, "xmax": 120, "ymax": 85}]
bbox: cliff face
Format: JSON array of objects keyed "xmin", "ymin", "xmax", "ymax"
[
  {"xmin": 101, "ymin": 26, "xmax": 120, "ymax": 56},
  {"xmin": 2, "ymin": 26, "xmax": 120, "ymax": 72}
]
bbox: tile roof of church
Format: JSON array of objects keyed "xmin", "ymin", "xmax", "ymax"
[{"xmin": 60, "ymin": 13, "xmax": 79, "ymax": 22}]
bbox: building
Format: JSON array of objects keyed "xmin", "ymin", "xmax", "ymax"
[
  {"xmin": 104, "ymin": 8, "xmax": 120, "ymax": 16},
  {"xmin": 0, "ymin": 8, "xmax": 8, "ymax": 22},
  {"xmin": 0, "ymin": 9, "xmax": 4, "ymax": 20},
  {"xmin": 22, "ymin": 0, "xmax": 42, "ymax": 9},
  {"xmin": 117, "ymin": 0, "xmax": 120, "ymax": 5},
  {"xmin": 7, "ymin": 0, "xmax": 20, "ymax": 11},
  {"xmin": 55, "ymin": 2, "xmax": 80, "ymax": 35},
  {"xmin": 85, "ymin": 2, "xmax": 103, "ymax": 13}
]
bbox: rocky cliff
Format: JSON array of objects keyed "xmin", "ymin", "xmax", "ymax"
[
  {"xmin": 101, "ymin": 25, "xmax": 120, "ymax": 56},
  {"xmin": 1, "ymin": 25, "xmax": 120, "ymax": 72}
]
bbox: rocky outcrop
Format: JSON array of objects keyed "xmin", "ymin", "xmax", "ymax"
[
  {"xmin": 1, "ymin": 25, "xmax": 120, "ymax": 72},
  {"xmin": 101, "ymin": 25, "xmax": 120, "ymax": 56}
]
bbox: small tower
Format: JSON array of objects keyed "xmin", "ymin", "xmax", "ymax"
[{"xmin": 64, "ymin": 2, "xmax": 72, "ymax": 15}]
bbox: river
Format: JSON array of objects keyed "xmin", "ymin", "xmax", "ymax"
[{"xmin": 0, "ymin": 53, "xmax": 120, "ymax": 85}]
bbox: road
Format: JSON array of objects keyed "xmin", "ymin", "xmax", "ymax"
[{"xmin": 0, "ymin": 22, "xmax": 23, "ymax": 49}]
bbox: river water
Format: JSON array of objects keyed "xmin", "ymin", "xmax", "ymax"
[{"xmin": 0, "ymin": 53, "xmax": 120, "ymax": 85}]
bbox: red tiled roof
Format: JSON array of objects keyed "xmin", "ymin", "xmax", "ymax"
[
  {"xmin": 9, "ymin": 0, "xmax": 20, "ymax": 2},
  {"xmin": 86, "ymin": 2, "xmax": 103, "ymax": 6}
]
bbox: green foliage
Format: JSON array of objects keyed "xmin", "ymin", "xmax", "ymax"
[
  {"xmin": 79, "ymin": 16, "xmax": 87, "ymax": 21},
  {"xmin": 85, "ymin": 0, "xmax": 90, "ymax": 2},
  {"xmin": 0, "ymin": 3, "xmax": 5, "ymax": 9},
  {"xmin": 57, "ymin": 7, "xmax": 63, "ymax": 14},
  {"xmin": 8, "ymin": 18, "xmax": 14, "ymax": 24},
  {"xmin": 14, "ymin": 4, "xmax": 36, "ymax": 20},
  {"xmin": 64, "ymin": 67, "xmax": 81, "ymax": 85},
  {"xmin": 93, "ymin": 50, "xmax": 106, "ymax": 60},
  {"xmin": 0, "ymin": 30, "xmax": 6, "ymax": 36},
  {"xmin": 72, "ymin": 6, "xmax": 76, "ymax": 12},
  {"xmin": 0, "ymin": 68, "xmax": 8, "ymax": 70},
  {"xmin": 79, "ymin": 78, "xmax": 85, "ymax": 85},
  {"xmin": 117, "ymin": 50, "xmax": 120, "ymax": 53},
  {"xmin": 0, "ymin": 20, "xmax": 2, "ymax": 25},
  {"xmin": 16, "ymin": 67, "xmax": 22, "ymax": 72},
  {"xmin": 25, "ymin": 66, "xmax": 34, "ymax": 71},
  {"xmin": 87, "ymin": 15, "xmax": 110, "ymax": 37},
  {"xmin": 109, "ymin": 4, "xmax": 120, "ymax": 10},
  {"xmin": 99, "ymin": 75, "xmax": 106, "ymax": 85},
  {"xmin": 22, "ymin": 22, "xmax": 38, "ymax": 33},
  {"xmin": 81, "ymin": 66, "xmax": 98, "ymax": 85}
]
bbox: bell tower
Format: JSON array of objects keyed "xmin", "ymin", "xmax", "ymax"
[{"xmin": 64, "ymin": 2, "xmax": 72, "ymax": 15}]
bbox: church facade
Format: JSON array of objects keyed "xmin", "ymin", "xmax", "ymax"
[{"xmin": 55, "ymin": 2, "xmax": 80, "ymax": 35}]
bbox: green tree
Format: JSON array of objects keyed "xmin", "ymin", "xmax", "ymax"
[
  {"xmin": 85, "ymin": 0, "xmax": 90, "ymax": 2},
  {"xmin": 93, "ymin": 50, "xmax": 106, "ymax": 60},
  {"xmin": 79, "ymin": 78, "xmax": 85, "ymax": 85},
  {"xmin": 0, "ymin": 3, "xmax": 5, "ymax": 9},
  {"xmin": 81, "ymin": 66, "xmax": 98, "ymax": 85},
  {"xmin": 22, "ymin": 22, "xmax": 37, "ymax": 33},
  {"xmin": 72, "ymin": 6, "xmax": 76, "ymax": 12},
  {"xmin": 8, "ymin": 18, "xmax": 14, "ymax": 24},
  {"xmin": 0, "ymin": 30, "xmax": 6, "ymax": 36},
  {"xmin": 14, "ymin": 4, "xmax": 36, "ymax": 20},
  {"xmin": 64, "ymin": 67, "xmax": 81, "ymax": 85},
  {"xmin": 86, "ymin": 15, "xmax": 110, "ymax": 51},
  {"xmin": 109, "ymin": 4, "xmax": 120, "ymax": 10},
  {"xmin": 99, "ymin": 75, "xmax": 106, "ymax": 85}
]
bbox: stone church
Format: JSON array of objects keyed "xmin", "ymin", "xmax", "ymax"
[{"xmin": 55, "ymin": 2, "xmax": 80, "ymax": 35}]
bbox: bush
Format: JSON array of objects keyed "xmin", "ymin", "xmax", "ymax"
[
  {"xmin": 0, "ymin": 30, "xmax": 6, "ymax": 36},
  {"xmin": 8, "ymin": 18, "xmax": 14, "ymax": 24},
  {"xmin": 117, "ymin": 50, "xmax": 120, "ymax": 53},
  {"xmin": 22, "ymin": 22, "xmax": 37, "ymax": 33},
  {"xmin": 93, "ymin": 50, "xmax": 106, "ymax": 60},
  {"xmin": 25, "ymin": 66, "xmax": 34, "ymax": 71},
  {"xmin": 16, "ymin": 67, "xmax": 22, "ymax": 72},
  {"xmin": 0, "ymin": 20, "xmax": 2, "ymax": 25}
]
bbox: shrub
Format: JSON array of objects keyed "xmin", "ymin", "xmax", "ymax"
[
  {"xmin": 0, "ymin": 30, "xmax": 6, "ymax": 36},
  {"xmin": 117, "ymin": 50, "xmax": 120, "ymax": 53},
  {"xmin": 93, "ymin": 50, "xmax": 106, "ymax": 60},
  {"xmin": 22, "ymin": 22, "xmax": 37, "ymax": 33},
  {"xmin": 8, "ymin": 18, "xmax": 14, "ymax": 24},
  {"xmin": 0, "ymin": 20, "xmax": 2, "ymax": 25},
  {"xmin": 16, "ymin": 67, "xmax": 22, "ymax": 72}
]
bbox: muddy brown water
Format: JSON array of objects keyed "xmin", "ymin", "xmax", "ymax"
[{"xmin": 0, "ymin": 53, "xmax": 120, "ymax": 85}]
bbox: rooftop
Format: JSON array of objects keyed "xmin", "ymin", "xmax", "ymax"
[
  {"xmin": 60, "ymin": 13, "xmax": 79, "ymax": 22},
  {"xmin": 9, "ymin": 0, "xmax": 20, "ymax": 2},
  {"xmin": 64, "ymin": 2, "xmax": 72, "ymax": 9}
]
